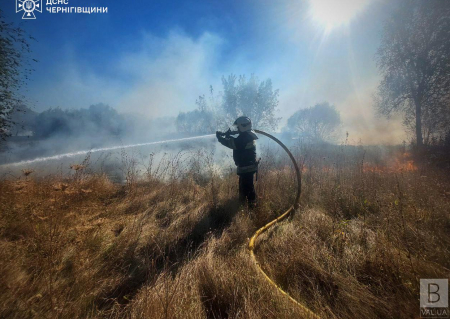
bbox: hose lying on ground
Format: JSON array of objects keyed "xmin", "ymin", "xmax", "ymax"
[{"xmin": 249, "ymin": 129, "xmax": 320, "ymax": 319}]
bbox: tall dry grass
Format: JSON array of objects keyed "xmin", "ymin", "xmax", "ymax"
[{"xmin": 0, "ymin": 145, "xmax": 449, "ymax": 318}]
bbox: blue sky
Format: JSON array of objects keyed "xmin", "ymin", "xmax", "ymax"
[{"xmin": 3, "ymin": 0, "xmax": 405, "ymax": 143}]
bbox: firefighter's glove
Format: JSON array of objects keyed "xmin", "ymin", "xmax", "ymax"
[{"xmin": 216, "ymin": 131, "xmax": 223, "ymax": 139}]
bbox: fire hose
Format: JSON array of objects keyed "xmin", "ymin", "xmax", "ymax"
[{"xmin": 249, "ymin": 129, "xmax": 320, "ymax": 319}]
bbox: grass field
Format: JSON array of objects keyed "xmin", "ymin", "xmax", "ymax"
[{"xmin": 1, "ymin": 144, "xmax": 449, "ymax": 318}]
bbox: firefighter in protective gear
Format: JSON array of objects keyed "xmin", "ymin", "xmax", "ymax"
[{"xmin": 216, "ymin": 116, "xmax": 258, "ymax": 206}]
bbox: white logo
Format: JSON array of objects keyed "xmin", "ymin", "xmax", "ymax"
[
  {"xmin": 16, "ymin": 0, "xmax": 43, "ymax": 19},
  {"xmin": 420, "ymin": 279, "xmax": 449, "ymax": 318}
]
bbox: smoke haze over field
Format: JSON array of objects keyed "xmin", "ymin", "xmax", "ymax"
[{"xmin": 2, "ymin": 0, "xmax": 409, "ymax": 145}]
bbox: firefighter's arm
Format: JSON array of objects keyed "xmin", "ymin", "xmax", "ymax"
[{"xmin": 216, "ymin": 131, "xmax": 237, "ymax": 150}]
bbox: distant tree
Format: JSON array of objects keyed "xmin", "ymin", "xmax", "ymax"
[
  {"xmin": 81, "ymin": 103, "xmax": 125, "ymax": 136},
  {"xmin": 177, "ymin": 74, "xmax": 280, "ymax": 134},
  {"xmin": 375, "ymin": 0, "xmax": 450, "ymax": 147},
  {"xmin": 10, "ymin": 105, "xmax": 37, "ymax": 136},
  {"xmin": 34, "ymin": 108, "xmax": 72, "ymax": 138},
  {"xmin": 175, "ymin": 94, "xmax": 218, "ymax": 134},
  {"xmin": 175, "ymin": 109, "xmax": 215, "ymax": 135},
  {"xmin": 286, "ymin": 102, "xmax": 341, "ymax": 142},
  {"xmin": 176, "ymin": 88, "xmax": 225, "ymax": 135},
  {"xmin": 0, "ymin": 10, "xmax": 35, "ymax": 141},
  {"xmin": 221, "ymin": 74, "xmax": 280, "ymax": 130},
  {"xmin": 33, "ymin": 104, "xmax": 125, "ymax": 138}
]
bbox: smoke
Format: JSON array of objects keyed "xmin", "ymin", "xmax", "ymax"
[
  {"xmin": 2, "ymin": 103, "xmax": 185, "ymax": 166},
  {"xmin": 20, "ymin": 0, "xmax": 407, "ymax": 149},
  {"xmin": 2, "ymin": 134, "xmax": 215, "ymax": 167},
  {"xmin": 115, "ymin": 31, "xmax": 223, "ymax": 118},
  {"xmin": 28, "ymin": 31, "xmax": 223, "ymax": 118},
  {"xmin": 338, "ymin": 82, "xmax": 407, "ymax": 144}
]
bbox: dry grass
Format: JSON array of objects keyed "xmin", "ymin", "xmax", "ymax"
[{"xmin": 0, "ymin": 146, "xmax": 449, "ymax": 318}]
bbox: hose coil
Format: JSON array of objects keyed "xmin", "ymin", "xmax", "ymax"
[{"xmin": 249, "ymin": 129, "xmax": 320, "ymax": 319}]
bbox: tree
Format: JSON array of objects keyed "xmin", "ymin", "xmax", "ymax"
[
  {"xmin": 375, "ymin": 0, "xmax": 450, "ymax": 148},
  {"xmin": 176, "ymin": 74, "xmax": 280, "ymax": 134},
  {"xmin": 0, "ymin": 10, "xmax": 35, "ymax": 141},
  {"xmin": 175, "ymin": 95, "xmax": 218, "ymax": 134},
  {"xmin": 175, "ymin": 109, "xmax": 215, "ymax": 135},
  {"xmin": 32, "ymin": 104, "xmax": 126, "ymax": 139},
  {"xmin": 286, "ymin": 102, "xmax": 341, "ymax": 142},
  {"xmin": 221, "ymin": 74, "xmax": 280, "ymax": 130}
]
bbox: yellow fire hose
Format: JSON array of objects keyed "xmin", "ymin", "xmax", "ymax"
[{"xmin": 249, "ymin": 130, "xmax": 320, "ymax": 319}]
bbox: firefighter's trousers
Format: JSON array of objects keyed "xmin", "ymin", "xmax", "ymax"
[{"xmin": 238, "ymin": 172, "xmax": 256, "ymax": 205}]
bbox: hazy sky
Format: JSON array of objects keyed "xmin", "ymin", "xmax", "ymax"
[{"xmin": 3, "ymin": 0, "xmax": 406, "ymax": 143}]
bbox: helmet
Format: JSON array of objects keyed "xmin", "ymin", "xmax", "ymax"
[{"xmin": 233, "ymin": 116, "xmax": 252, "ymax": 132}]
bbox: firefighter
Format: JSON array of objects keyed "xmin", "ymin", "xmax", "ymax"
[{"xmin": 216, "ymin": 116, "xmax": 258, "ymax": 206}]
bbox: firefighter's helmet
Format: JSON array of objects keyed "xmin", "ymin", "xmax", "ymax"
[{"xmin": 233, "ymin": 116, "xmax": 252, "ymax": 132}]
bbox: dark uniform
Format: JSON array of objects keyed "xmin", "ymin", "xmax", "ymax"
[{"xmin": 217, "ymin": 130, "xmax": 258, "ymax": 204}]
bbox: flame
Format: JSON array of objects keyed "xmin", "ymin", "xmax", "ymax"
[{"xmin": 363, "ymin": 152, "xmax": 417, "ymax": 173}]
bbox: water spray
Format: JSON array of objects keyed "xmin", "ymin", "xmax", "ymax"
[{"xmin": 2, "ymin": 134, "xmax": 215, "ymax": 167}]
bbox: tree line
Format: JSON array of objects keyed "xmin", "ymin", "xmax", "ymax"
[
  {"xmin": 11, "ymin": 103, "xmax": 127, "ymax": 139},
  {"xmin": 176, "ymin": 75, "xmax": 342, "ymax": 142}
]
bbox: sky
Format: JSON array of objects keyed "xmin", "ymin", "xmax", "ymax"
[{"xmin": 2, "ymin": 0, "xmax": 406, "ymax": 144}]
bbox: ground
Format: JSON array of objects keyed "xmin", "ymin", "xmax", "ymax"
[{"xmin": 0, "ymin": 146, "xmax": 449, "ymax": 318}]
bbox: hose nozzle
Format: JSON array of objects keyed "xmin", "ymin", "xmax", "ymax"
[{"xmin": 224, "ymin": 128, "xmax": 239, "ymax": 137}]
